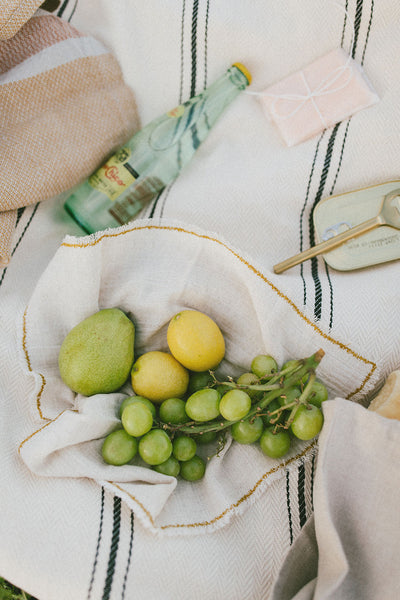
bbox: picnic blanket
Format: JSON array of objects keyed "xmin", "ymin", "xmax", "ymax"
[{"xmin": 1, "ymin": 1, "xmax": 400, "ymax": 599}]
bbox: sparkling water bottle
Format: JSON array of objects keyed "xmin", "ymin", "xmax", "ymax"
[{"xmin": 64, "ymin": 63, "xmax": 251, "ymax": 233}]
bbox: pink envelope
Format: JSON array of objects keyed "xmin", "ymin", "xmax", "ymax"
[{"xmin": 259, "ymin": 48, "xmax": 379, "ymax": 146}]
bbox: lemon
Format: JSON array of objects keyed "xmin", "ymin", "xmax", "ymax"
[
  {"xmin": 167, "ymin": 310, "xmax": 225, "ymax": 372},
  {"xmin": 131, "ymin": 351, "xmax": 189, "ymax": 403}
]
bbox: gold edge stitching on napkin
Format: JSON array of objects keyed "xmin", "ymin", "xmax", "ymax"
[
  {"xmin": 62, "ymin": 224, "xmax": 377, "ymax": 399},
  {"xmin": 22, "ymin": 307, "xmax": 48, "ymax": 421},
  {"xmin": 107, "ymin": 482, "xmax": 156, "ymax": 526},
  {"xmin": 109, "ymin": 440, "xmax": 317, "ymax": 530},
  {"xmin": 17, "ymin": 408, "xmax": 76, "ymax": 453}
]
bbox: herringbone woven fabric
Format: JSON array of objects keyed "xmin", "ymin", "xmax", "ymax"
[{"xmin": 1, "ymin": 1, "xmax": 400, "ymax": 599}]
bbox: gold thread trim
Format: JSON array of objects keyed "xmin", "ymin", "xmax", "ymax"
[
  {"xmin": 108, "ymin": 482, "xmax": 156, "ymax": 526},
  {"xmin": 17, "ymin": 409, "xmax": 76, "ymax": 453},
  {"xmin": 22, "ymin": 307, "xmax": 48, "ymax": 420},
  {"xmin": 109, "ymin": 440, "xmax": 317, "ymax": 530}
]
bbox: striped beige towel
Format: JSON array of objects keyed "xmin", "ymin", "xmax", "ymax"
[
  {"xmin": 0, "ymin": 8, "xmax": 139, "ymax": 267},
  {"xmin": 0, "ymin": 1, "xmax": 43, "ymax": 40}
]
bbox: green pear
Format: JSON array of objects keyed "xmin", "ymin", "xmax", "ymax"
[{"xmin": 58, "ymin": 308, "xmax": 135, "ymax": 396}]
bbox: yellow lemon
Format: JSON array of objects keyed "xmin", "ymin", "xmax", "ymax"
[
  {"xmin": 167, "ymin": 310, "xmax": 225, "ymax": 372},
  {"xmin": 131, "ymin": 351, "xmax": 189, "ymax": 403}
]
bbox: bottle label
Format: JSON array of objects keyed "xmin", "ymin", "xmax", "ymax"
[
  {"xmin": 167, "ymin": 105, "xmax": 185, "ymax": 118},
  {"xmin": 88, "ymin": 147, "xmax": 139, "ymax": 201}
]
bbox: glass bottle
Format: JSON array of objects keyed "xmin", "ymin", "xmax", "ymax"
[{"xmin": 64, "ymin": 63, "xmax": 251, "ymax": 233}]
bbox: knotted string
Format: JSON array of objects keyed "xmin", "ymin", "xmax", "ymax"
[{"xmin": 246, "ymin": 1, "xmax": 356, "ymax": 127}]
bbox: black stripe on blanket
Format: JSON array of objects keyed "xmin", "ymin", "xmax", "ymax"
[
  {"xmin": 57, "ymin": 0, "xmax": 79, "ymax": 21},
  {"xmin": 0, "ymin": 203, "xmax": 40, "ymax": 289},
  {"xmin": 87, "ymin": 486, "xmax": 105, "ymax": 599},
  {"xmin": 190, "ymin": 0, "xmax": 200, "ymax": 97},
  {"xmin": 286, "ymin": 470, "xmax": 294, "ymax": 545},
  {"xmin": 301, "ymin": 0, "xmax": 375, "ymax": 324},
  {"xmin": 297, "ymin": 461, "xmax": 307, "ymax": 529},
  {"xmin": 121, "ymin": 512, "xmax": 135, "ymax": 600},
  {"xmin": 101, "ymin": 495, "xmax": 122, "ymax": 600},
  {"xmin": 153, "ymin": 0, "xmax": 211, "ymax": 220}
]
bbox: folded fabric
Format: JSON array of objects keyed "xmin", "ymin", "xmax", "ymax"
[
  {"xmin": 259, "ymin": 48, "xmax": 379, "ymax": 146},
  {"xmin": 0, "ymin": 0, "xmax": 43, "ymax": 40},
  {"xmin": 0, "ymin": 8, "xmax": 139, "ymax": 267},
  {"xmin": 18, "ymin": 220, "xmax": 379, "ymax": 535},
  {"xmin": 271, "ymin": 399, "xmax": 400, "ymax": 599}
]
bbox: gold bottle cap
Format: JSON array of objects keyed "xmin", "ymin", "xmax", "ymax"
[{"xmin": 232, "ymin": 62, "xmax": 252, "ymax": 85}]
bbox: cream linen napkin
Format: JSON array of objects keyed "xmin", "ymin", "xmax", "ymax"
[
  {"xmin": 18, "ymin": 220, "xmax": 379, "ymax": 534},
  {"xmin": 0, "ymin": 8, "xmax": 139, "ymax": 267},
  {"xmin": 271, "ymin": 399, "xmax": 400, "ymax": 600}
]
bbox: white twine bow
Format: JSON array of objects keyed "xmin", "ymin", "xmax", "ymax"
[
  {"xmin": 267, "ymin": 58, "xmax": 354, "ymax": 126},
  {"xmin": 246, "ymin": 1, "xmax": 356, "ymax": 128}
]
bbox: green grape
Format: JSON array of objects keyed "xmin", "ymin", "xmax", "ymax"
[
  {"xmin": 187, "ymin": 371, "xmax": 214, "ymax": 395},
  {"xmin": 180, "ymin": 455, "xmax": 206, "ymax": 481},
  {"xmin": 121, "ymin": 402, "xmax": 153, "ymax": 437},
  {"xmin": 219, "ymin": 389, "xmax": 251, "ymax": 421},
  {"xmin": 185, "ymin": 388, "xmax": 221, "ymax": 422},
  {"xmin": 236, "ymin": 372, "xmax": 261, "ymax": 400},
  {"xmin": 290, "ymin": 405, "xmax": 323, "ymax": 440},
  {"xmin": 279, "ymin": 386, "xmax": 301, "ymax": 407},
  {"xmin": 282, "ymin": 359, "xmax": 309, "ymax": 385},
  {"xmin": 262, "ymin": 398, "xmax": 282, "ymax": 426},
  {"xmin": 138, "ymin": 429, "xmax": 173, "ymax": 465},
  {"xmin": 251, "ymin": 354, "xmax": 278, "ymax": 378},
  {"xmin": 259, "ymin": 427, "xmax": 291, "ymax": 458},
  {"xmin": 172, "ymin": 436, "xmax": 197, "ymax": 461},
  {"xmin": 102, "ymin": 429, "xmax": 138, "ymax": 465},
  {"xmin": 153, "ymin": 455, "xmax": 180, "ymax": 477},
  {"xmin": 119, "ymin": 395, "xmax": 156, "ymax": 419},
  {"xmin": 308, "ymin": 380, "xmax": 328, "ymax": 408},
  {"xmin": 159, "ymin": 397, "xmax": 189, "ymax": 424},
  {"xmin": 193, "ymin": 430, "xmax": 217, "ymax": 444},
  {"xmin": 231, "ymin": 416, "xmax": 263, "ymax": 444}
]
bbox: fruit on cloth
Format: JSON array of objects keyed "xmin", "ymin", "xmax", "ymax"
[
  {"xmin": 121, "ymin": 402, "xmax": 153, "ymax": 437},
  {"xmin": 100, "ymin": 348, "xmax": 326, "ymax": 484},
  {"xmin": 251, "ymin": 354, "xmax": 278, "ymax": 378},
  {"xmin": 219, "ymin": 389, "xmax": 251, "ymax": 421},
  {"xmin": 131, "ymin": 350, "xmax": 189, "ymax": 403},
  {"xmin": 368, "ymin": 370, "xmax": 400, "ymax": 420},
  {"xmin": 159, "ymin": 397, "xmax": 189, "ymax": 424},
  {"xmin": 179, "ymin": 455, "xmax": 206, "ymax": 481},
  {"xmin": 185, "ymin": 388, "xmax": 221, "ymax": 422},
  {"xmin": 260, "ymin": 428, "xmax": 291, "ymax": 458},
  {"xmin": 58, "ymin": 308, "xmax": 135, "ymax": 396},
  {"xmin": 231, "ymin": 416, "xmax": 263, "ymax": 444},
  {"xmin": 172, "ymin": 436, "xmax": 197, "ymax": 462},
  {"xmin": 290, "ymin": 404, "xmax": 324, "ymax": 440},
  {"xmin": 138, "ymin": 429, "xmax": 173, "ymax": 465},
  {"xmin": 167, "ymin": 309, "xmax": 225, "ymax": 371},
  {"xmin": 119, "ymin": 395, "xmax": 157, "ymax": 418},
  {"xmin": 102, "ymin": 429, "xmax": 138, "ymax": 465},
  {"xmin": 153, "ymin": 456, "xmax": 181, "ymax": 477}
]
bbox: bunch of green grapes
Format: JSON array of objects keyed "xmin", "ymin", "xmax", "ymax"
[{"xmin": 101, "ymin": 349, "xmax": 327, "ymax": 481}]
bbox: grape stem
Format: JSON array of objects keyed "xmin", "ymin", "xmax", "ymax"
[{"xmin": 158, "ymin": 349, "xmax": 325, "ymax": 436}]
